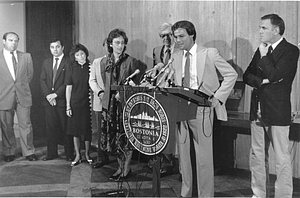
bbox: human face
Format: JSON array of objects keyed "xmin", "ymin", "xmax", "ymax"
[
  {"xmin": 173, "ymin": 28, "xmax": 194, "ymax": 51},
  {"xmin": 111, "ymin": 36, "xmax": 125, "ymax": 55},
  {"xmin": 259, "ymin": 19, "xmax": 278, "ymax": 44},
  {"xmin": 50, "ymin": 41, "xmax": 64, "ymax": 57},
  {"xmin": 160, "ymin": 31, "xmax": 172, "ymax": 48},
  {"xmin": 3, "ymin": 33, "xmax": 19, "ymax": 52},
  {"xmin": 74, "ymin": 50, "xmax": 86, "ymax": 64}
]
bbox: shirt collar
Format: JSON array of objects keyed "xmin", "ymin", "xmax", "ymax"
[
  {"xmin": 271, "ymin": 37, "xmax": 283, "ymax": 50},
  {"xmin": 3, "ymin": 48, "xmax": 16, "ymax": 56},
  {"xmin": 184, "ymin": 43, "xmax": 197, "ymax": 57},
  {"xmin": 53, "ymin": 53, "xmax": 64, "ymax": 61}
]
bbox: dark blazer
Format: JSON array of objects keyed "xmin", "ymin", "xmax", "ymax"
[
  {"xmin": 40, "ymin": 55, "xmax": 70, "ymax": 107},
  {"xmin": 0, "ymin": 50, "xmax": 33, "ymax": 110},
  {"xmin": 153, "ymin": 45, "xmax": 165, "ymax": 66},
  {"xmin": 100, "ymin": 54, "xmax": 145, "ymax": 110},
  {"xmin": 243, "ymin": 38, "xmax": 299, "ymax": 126}
]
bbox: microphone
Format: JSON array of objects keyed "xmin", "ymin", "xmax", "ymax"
[
  {"xmin": 124, "ymin": 69, "xmax": 140, "ymax": 85},
  {"xmin": 152, "ymin": 58, "xmax": 174, "ymax": 81}
]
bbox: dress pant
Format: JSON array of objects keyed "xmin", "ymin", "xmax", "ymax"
[
  {"xmin": 45, "ymin": 106, "xmax": 74, "ymax": 158},
  {"xmin": 1, "ymin": 100, "xmax": 35, "ymax": 157},
  {"xmin": 178, "ymin": 106, "xmax": 214, "ymax": 197},
  {"xmin": 250, "ymin": 121, "xmax": 292, "ymax": 198},
  {"xmin": 95, "ymin": 111, "xmax": 109, "ymax": 162}
]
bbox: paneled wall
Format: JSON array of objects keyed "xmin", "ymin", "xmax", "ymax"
[{"xmin": 77, "ymin": 0, "xmax": 300, "ymax": 114}]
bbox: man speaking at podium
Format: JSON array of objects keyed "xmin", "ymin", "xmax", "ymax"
[{"xmin": 170, "ymin": 20, "xmax": 237, "ymax": 197}]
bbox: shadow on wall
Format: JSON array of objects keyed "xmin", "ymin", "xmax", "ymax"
[
  {"xmin": 203, "ymin": 39, "xmax": 253, "ymax": 112},
  {"xmin": 127, "ymin": 39, "xmax": 152, "ymax": 71}
]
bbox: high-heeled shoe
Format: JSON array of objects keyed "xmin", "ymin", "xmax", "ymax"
[
  {"xmin": 71, "ymin": 159, "xmax": 81, "ymax": 167},
  {"xmin": 85, "ymin": 155, "xmax": 93, "ymax": 164},
  {"xmin": 116, "ymin": 169, "xmax": 132, "ymax": 181},
  {"xmin": 109, "ymin": 173, "xmax": 121, "ymax": 180}
]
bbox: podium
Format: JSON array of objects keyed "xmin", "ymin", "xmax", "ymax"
[{"xmin": 111, "ymin": 85, "xmax": 210, "ymax": 196}]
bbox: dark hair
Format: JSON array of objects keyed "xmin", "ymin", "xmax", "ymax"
[
  {"xmin": 102, "ymin": 37, "xmax": 107, "ymax": 47},
  {"xmin": 69, "ymin": 43, "xmax": 89, "ymax": 62},
  {"xmin": 50, "ymin": 38, "xmax": 64, "ymax": 47},
  {"xmin": 171, "ymin": 20, "xmax": 197, "ymax": 41},
  {"xmin": 261, "ymin": 14, "xmax": 285, "ymax": 35},
  {"xmin": 106, "ymin": 28, "xmax": 128, "ymax": 54},
  {"xmin": 3, "ymin": 32, "xmax": 19, "ymax": 41}
]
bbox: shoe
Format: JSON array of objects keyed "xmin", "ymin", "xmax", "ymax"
[
  {"xmin": 85, "ymin": 155, "xmax": 93, "ymax": 164},
  {"xmin": 71, "ymin": 159, "xmax": 81, "ymax": 167},
  {"xmin": 160, "ymin": 166, "xmax": 172, "ymax": 178},
  {"xmin": 93, "ymin": 160, "xmax": 109, "ymax": 169},
  {"xmin": 66, "ymin": 156, "xmax": 74, "ymax": 162},
  {"xmin": 4, "ymin": 155, "xmax": 15, "ymax": 162},
  {"xmin": 26, "ymin": 154, "xmax": 38, "ymax": 161},
  {"xmin": 109, "ymin": 173, "xmax": 121, "ymax": 180},
  {"xmin": 116, "ymin": 169, "xmax": 132, "ymax": 181},
  {"xmin": 43, "ymin": 155, "xmax": 58, "ymax": 161}
]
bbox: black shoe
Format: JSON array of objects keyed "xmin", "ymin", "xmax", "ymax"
[
  {"xmin": 4, "ymin": 155, "xmax": 15, "ymax": 162},
  {"xmin": 109, "ymin": 173, "xmax": 121, "ymax": 180},
  {"xmin": 26, "ymin": 154, "xmax": 38, "ymax": 161},
  {"xmin": 71, "ymin": 159, "xmax": 81, "ymax": 167},
  {"xmin": 116, "ymin": 169, "xmax": 132, "ymax": 181},
  {"xmin": 43, "ymin": 155, "xmax": 58, "ymax": 161},
  {"xmin": 160, "ymin": 166, "xmax": 172, "ymax": 178},
  {"xmin": 93, "ymin": 160, "xmax": 109, "ymax": 169}
]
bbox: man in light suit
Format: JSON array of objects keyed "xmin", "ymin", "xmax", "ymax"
[
  {"xmin": 171, "ymin": 21, "xmax": 237, "ymax": 197},
  {"xmin": 40, "ymin": 38, "xmax": 74, "ymax": 161},
  {"xmin": 0, "ymin": 32, "xmax": 37, "ymax": 162},
  {"xmin": 89, "ymin": 38, "xmax": 109, "ymax": 169},
  {"xmin": 243, "ymin": 14, "xmax": 299, "ymax": 198}
]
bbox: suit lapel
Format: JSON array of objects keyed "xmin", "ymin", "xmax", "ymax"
[
  {"xmin": 55, "ymin": 56, "xmax": 66, "ymax": 81},
  {"xmin": 15, "ymin": 51, "xmax": 23, "ymax": 78},
  {"xmin": 0, "ymin": 51, "xmax": 12, "ymax": 77},
  {"xmin": 196, "ymin": 46, "xmax": 207, "ymax": 85},
  {"xmin": 271, "ymin": 38, "xmax": 286, "ymax": 63}
]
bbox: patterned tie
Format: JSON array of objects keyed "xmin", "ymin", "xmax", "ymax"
[
  {"xmin": 52, "ymin": 58, "xmax": 59, "ymax": 86},
  {"xmin": 164, "ymin": 48, "xmax": 171, "ymax": 65},
  {"xmin": 11, "ymin": 52, "xmax": 17, "ymax": 74},
  {"xmin": 183, "ymin": 51, "xmax": 190, "ymax": 87}
]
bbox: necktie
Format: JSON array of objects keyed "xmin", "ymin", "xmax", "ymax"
[
  {"xmin": 183, "ymin": 51, "xmax": 190, "ymax": 87},
  {"xmin": 11, "ymin": 52, "xmax": 17, "ymax": 74},
  {"xmin": 267, "ymin": 46, "xmax": 273, "ymax": 56},
  {"xmin": 53, "ymin": 58, "xmax": 59, "ymax": 86},
  {"xmin": 164, "ymin": 48, "xmax": 171, "ymax": 65}
]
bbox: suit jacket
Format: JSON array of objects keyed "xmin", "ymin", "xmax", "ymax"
[
  {"xmin": 172, "ymin": 45, "xmax": 237, "ymax": 121},
  {"xmin": 153, "ymin": 45, "xmax": 165, "ymax": 66},
  {"xmin": 40, "ymin": 55, "xmax": 70, "ymax": 107},
  {"xmin": 0, "ymin": 50, "xmax": 33, "ymax": 110},
  {"xmin": 89, "ymin": 56, "xmax": 105, "ymax": 111},
  {"xmin": 243, "ymin": 38, "xmax": 299, "ymax": 126}
]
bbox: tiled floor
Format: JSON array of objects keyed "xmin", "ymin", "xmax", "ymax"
[{"xmin": 0, "ymin": 141, "xmax": 299, "ymax": 197}]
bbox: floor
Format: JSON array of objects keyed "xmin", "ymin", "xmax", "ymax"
[{"xmin": 0, "ymin": 137, "xmax": 299, "ymax": 198}]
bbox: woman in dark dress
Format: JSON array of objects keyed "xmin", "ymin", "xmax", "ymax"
[{"xmin": 65, "ymin": 44, "xmax": 92, "ymax": 166}]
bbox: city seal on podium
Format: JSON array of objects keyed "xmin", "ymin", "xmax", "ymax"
[{"xmin": 123, "ymin": 92, "xmax": 169, "ymax": 155}]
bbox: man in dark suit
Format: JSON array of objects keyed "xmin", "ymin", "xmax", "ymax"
[
  {"xmin": 243, "ymin": 14, "xmax": 299, "ymax": 198},
  {"xmin": 0, "ymin": 32, "xmax": 37, "ymax": 162},
  {"xmin": 40, "ymin": 39, "xmax": 74, "ymax": 161}
]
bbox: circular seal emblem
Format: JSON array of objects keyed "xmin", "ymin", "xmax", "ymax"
[{"xmin": 123, "ymin": 93, "xmax": 169, "ymax": 155}]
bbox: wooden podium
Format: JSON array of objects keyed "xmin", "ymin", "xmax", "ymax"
[{"xmin": 111, "ymin": 85, "xmax": 210, "ymax": 196}]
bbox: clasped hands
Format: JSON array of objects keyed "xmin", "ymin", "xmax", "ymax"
[{"xmin": 46, "ymin": 93, "xmax": 57, "ymax": 106}]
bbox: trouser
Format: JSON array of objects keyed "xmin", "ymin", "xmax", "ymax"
[
  {"xmin": 178, "ymin": 106, "xmax": 214, "ymax": 197},
  {"xmin": 1, "ymin": 101, "xmax": 35, "ymax": 157},
  {"xmin": 250, "ymin": 121, "xmax": 292, "ymax": 198}
]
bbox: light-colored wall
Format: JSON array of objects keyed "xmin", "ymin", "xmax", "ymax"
[{"xmin": 77, "ymin": 0, "xmax": 300, "ymax": 114}]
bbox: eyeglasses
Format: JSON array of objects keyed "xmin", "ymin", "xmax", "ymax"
[
  {"xmin": 160, "ymin": 33, "xmax": 172, "ymax": 38},
  {"xmin": 113, "ymin": 41, "xmax": 125, "ymax": 46}
]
